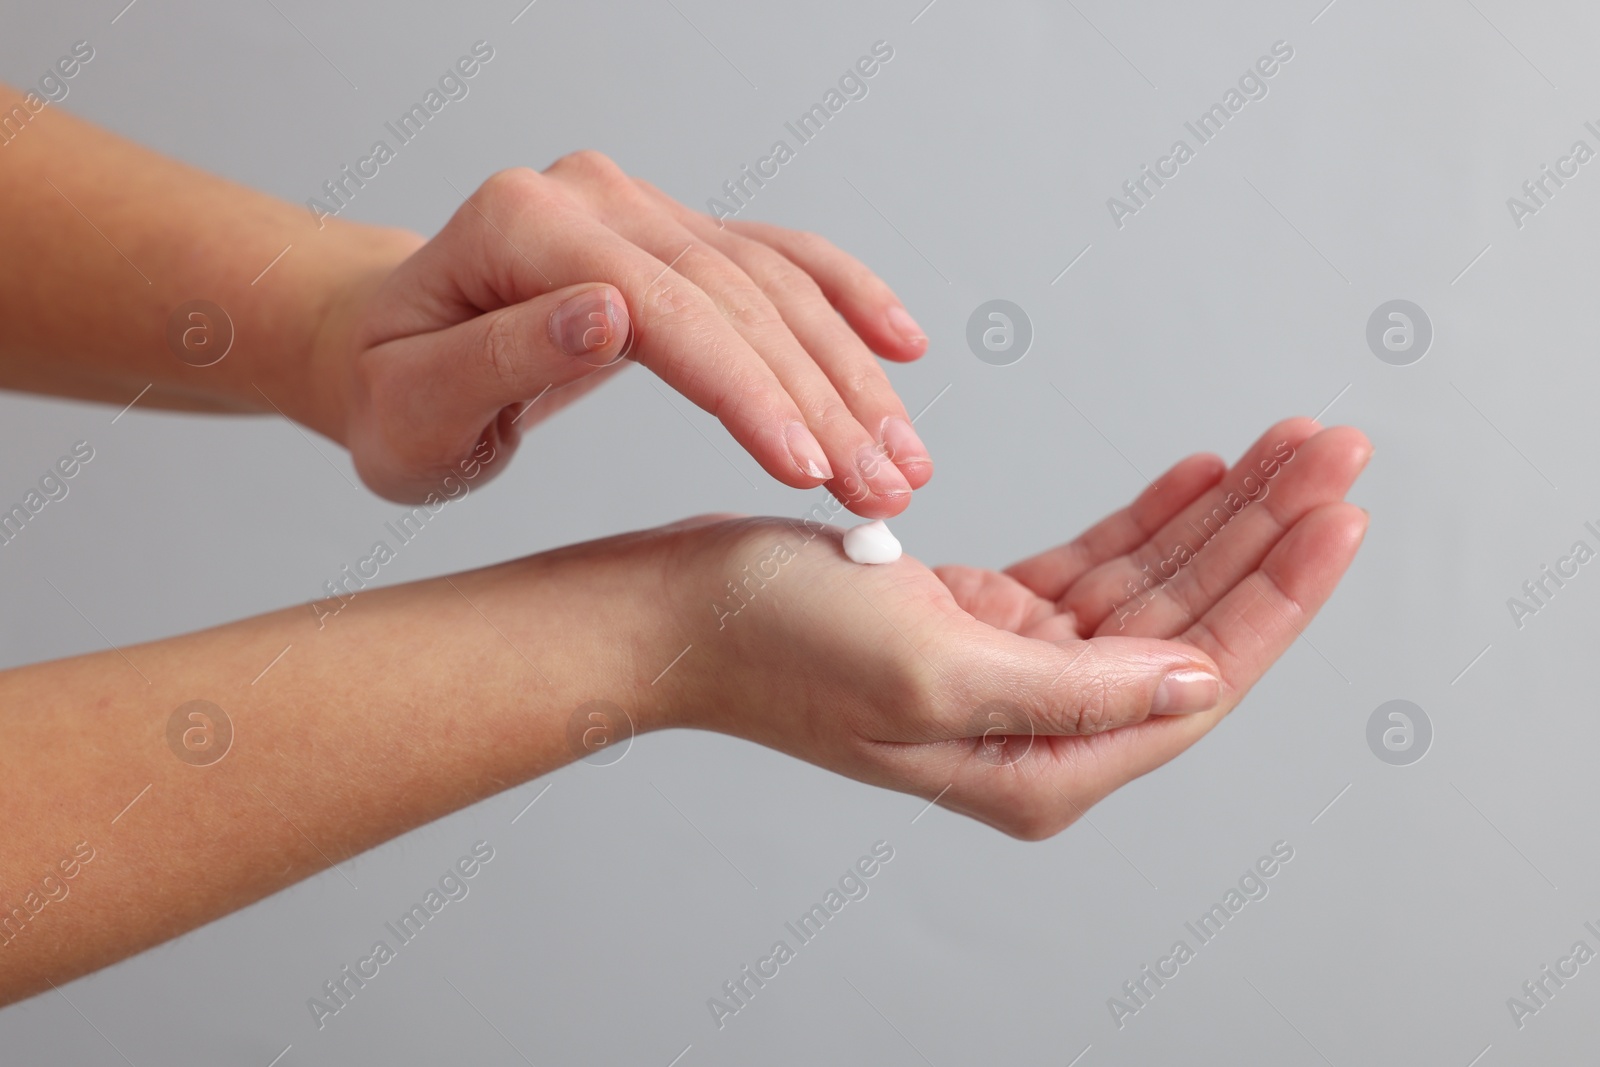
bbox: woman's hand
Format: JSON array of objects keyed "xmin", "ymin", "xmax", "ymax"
[
  {"xmin": 312, "ymin": 152, "xmax": 933, "ymax": 513},
  {"xmin": 0, "ymin": 417, "xmax": 1366, "ymax": 1000},
  {"xmin": 0, "ymin": 102, "xmax": 928, "ymax": 506},
  {"xmin": 656, "ymin": 418, "xmax": 1370, "ymax": 838}
]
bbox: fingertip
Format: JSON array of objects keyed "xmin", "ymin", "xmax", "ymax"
[
  {"xmin": 1332, "ymin": 499, "xmax": 1372, "ymax": 544},
  {"xmin": 551, "ymin": 282, "xmax": 631, "ymax": 366},
  {"xmin": 1151, "ymin": 666, "xmax": 1222, "ymax": 716},
  {"xmin": 1327, "ymin": 424, "xmax": 1374, "ymax": 464},
  {"xmin": 880, "ymin": 416, "xmax": 933, "ymax": 487},
  {"xmin": 745, "ymin": 419, "xmax": 829, "ymax": 490},
  {"xmin": 1160, "ymin": 451, "xmax": 1226, "ymax": 489},
  {"xmin": 783, "ymin": 420, "xmax": 834, "ymax": 484},
  {"xmin": 1302, "ymin": 424, "xmax": 1375, "ymax": 480},
  {"xmin": 819, "ymin": 441, "xmax": 914, "ymax": 515},
  {"xmin": 900, "ymin": 461, "xmax": 934, "ymax": 489},
  {"xmin": 1261, "ymin": 416, "xmax": 1324, "ymax": 451},
  {"xmin": 834, "ymin": 484, "xmax": 911, "ymax": 520},
  {"xmin": 1317, "ymin": 501, "xmax": 1372, "ymax": 578},
  {"xmin": 847, "ymin": 302, "xmax": 926, "ymax": 361},
  {"xmin": 885, "ymin": 304, "xmax": 927, "ymax": 348},
  {"xmin": 1268, "ymin": 500, "xmax": 1370, "ymax": 596}
]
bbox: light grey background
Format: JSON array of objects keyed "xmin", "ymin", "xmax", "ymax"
[{"xmin": 1, "ymin": 0, "xmax": 1596, "ymax": 1062}]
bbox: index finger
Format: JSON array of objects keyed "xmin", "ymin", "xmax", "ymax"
[{"xmin": 426, "ymin": 168, "xmax": 839, "ymax": 490}]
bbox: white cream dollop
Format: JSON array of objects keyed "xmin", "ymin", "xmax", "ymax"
[{"xmin": 842, "ymin": 520, "xmax": 902, "ymax": 564}]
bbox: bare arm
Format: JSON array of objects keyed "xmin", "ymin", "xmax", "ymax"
[
  {"xmin": 0, "ymin": 79, "xmax": 940, "ymax": 514},
  {"xmin": 0, "ymin": 421, "xmax": 1370, "ymax": 1007},
  {"xmin": 0, "ymin": 527, "xmax": 686, "ymax": 1007},
  {"xmin": 0, "ymin": 81, "xmax": 419, "ymax": 434}
]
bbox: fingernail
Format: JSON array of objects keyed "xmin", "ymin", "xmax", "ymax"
[
  {"xmin": 886, "ymin": 305, "xmax": 926, "ymax": 346},
  {"xmin": 855, "ymin": 442, "xmax": 911, "ymax": 500},
  {"xmin": 1151, "ymin": 668, "xmax": 1220, "ymax": 716},
  {"xmin": 785, "ymin": 421, "xmax": 833, "ymax": 481},
  {"xmin": 551, "ymin": 287, "xmax": 623, "ymax": 358},
  {"xmin": 880, "ymin": 417, "xmax": 931, "ymax": 473}
]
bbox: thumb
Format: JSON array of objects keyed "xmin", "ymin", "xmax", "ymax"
[
  {"xmin": 454, "ymin": 281, "xmax": 632, "ymax": 407},
  {"xmin": 347, "ymin": 282, "xmax": 630, "ymax": 502},
  {"xmin": 958, "ymin": 633, "xmax": 1222, "ymax": 740},
  {"xmin": 384, "ymin": 281, "xmax": 632, "ymax": 446}
]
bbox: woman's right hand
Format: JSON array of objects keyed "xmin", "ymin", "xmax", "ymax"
[
  {"xmin": 647, "ymin": 418, "xmax": 1370, "ymax": 838},
  {"xmin": 314, "ymin": 153, "xmax": 933, "ymax": 513}
]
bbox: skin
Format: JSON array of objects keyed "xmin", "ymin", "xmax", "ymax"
[
  {"xmin": 0, "ymin": 84, "xmax": 931, "ymax": 516},
  {"xmin": 0, "ymin": 83, "xmax": 1373, "ymax": 1006}
]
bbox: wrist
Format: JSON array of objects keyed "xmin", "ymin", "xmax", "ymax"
[
  {"xmin": 294, "ymin": 220, "xmax": 425, "ymax": 445},
  {"xmin": 525, "ymin": 521, "xmax": 730, "ymax": 739},
  {"xmin": 617, "ymin": 516, "xmax": 826, "ymax": 741}
]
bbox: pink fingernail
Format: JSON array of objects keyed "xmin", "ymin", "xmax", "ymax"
[
  {"xmin": 785, "ymin": 421, "xmax": 833, "ymax": 481},
  {"xmin": 551, "ymin": 287, "xmax": 624, "ymax": 358},
  {"xmin": 886, "ymin": 305, "xmax": 926, "ymax": 346},
  {"xmin": 1151, "ymin": 668, "xmax": 1220, "ymax": 716},
  {"xmin": 855, "ymin": 443, "xmax": 911, "ymax": 500},
  {"xmin": 880, "ymin": 417, "xmax": 931, "ymax": 473}
]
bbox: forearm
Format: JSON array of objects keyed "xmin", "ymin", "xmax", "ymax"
[
  {"xmin": 0, "ymin": 541, "xmax": 681, "ymax": 1006},
  {"xmin": 0, "ymin": 82, "xmax": 421, "ymax": 437}
]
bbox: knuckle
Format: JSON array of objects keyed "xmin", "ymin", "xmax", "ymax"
[
  {"xmin": 547, "ymin": 150, "xmax": 632, "ymax": 194},
  {"xmin": 549, "ymin": 148, "xmax": 612, "ymax": 175},
  {"xmin": 1058, "ymin": 649, "xmax": 1117, "ymax": 734},
  {"xmin": 480, "ymin": 311, "xmax": 526, "ymax": 390},
  {"xmin": 1070, "ymin": 670, "xmax": 1117, "ymax": 735},
  {"xmin": 835, "ymin": 364, "xmax": 891, "ymax": 405},
  {"xmin": 722, "ymin": 289, "xmax": 785, "ymax": 333},
  {"xmin": 480, "ymin": 166, "xmax": 543, "ymax": 206},
  {"xmin": 636, "ymin": 276, "xmax": 704, "ymax": 328},
  {"xmin": 802, "ymin": 395, "xmax": 855, "ymax": 432}
]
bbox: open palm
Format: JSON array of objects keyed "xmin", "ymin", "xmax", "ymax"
[
  {"xmin": 672, "ymin": 417, "xmax": 1368, "ymax": 839},
  {"xmin": 917, "ymin": 417, "xmax": 1371, "ymax": 834}
]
